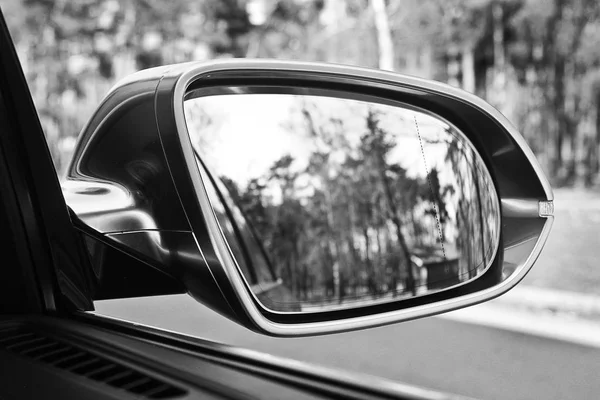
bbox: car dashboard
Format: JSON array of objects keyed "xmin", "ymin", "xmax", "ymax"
[{"xmin": 0, "ymin": 315, "xmax": 464, "ymax": 400}]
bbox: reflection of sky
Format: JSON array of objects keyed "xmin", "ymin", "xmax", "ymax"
[
  {"xmin": 184, "ymin": 94, "xmax": 452, "ymax": 186},
  {"xmin": 184, "ymin": 93, "xmax": 485, "ymax": 247}
]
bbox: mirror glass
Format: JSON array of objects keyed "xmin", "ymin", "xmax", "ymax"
[{"xmin": 184, "ymin": 89, "xmax": 500, "ymax": 313}]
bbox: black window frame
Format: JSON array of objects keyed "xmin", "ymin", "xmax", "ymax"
[{"xmin": 0, "ymin": 9, "xmax": 94, "ymax": 315}]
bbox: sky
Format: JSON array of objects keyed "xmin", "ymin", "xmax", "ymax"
[{"xmin": 183, "ymin": 93, "xmax": 456, "ymax": 189}]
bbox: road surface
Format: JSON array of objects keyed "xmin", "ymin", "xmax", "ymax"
[{"xmin": 96, "ymin": 295, "xmax": 600, "ymax": 400}]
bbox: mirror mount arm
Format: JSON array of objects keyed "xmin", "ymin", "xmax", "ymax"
[{"xmin": 502, "ymin": 199, "xmax": 554, "ymax": 218}]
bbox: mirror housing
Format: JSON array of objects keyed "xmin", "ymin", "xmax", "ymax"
[{"xmin": 64, "ymin": 60, "xmax": 553, "ymax": 336}]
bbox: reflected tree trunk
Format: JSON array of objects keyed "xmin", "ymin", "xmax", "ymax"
[
  {"xmin": 376, "ymin": 160, "xmax": 415, "ymax": 296},
  {"xmin": 346, "ymin": 185, "xmax": 360, "ymax": 295},
  {"xmin": 376, "ymin": 226, "xmax": 383, "ymax": 263},
  {"xmin": 410, "ymin": 210, "xmax": 421, "ymax": 246},
  {"xmin": 324, "ymin": 176, "xmax": 344, "ymax": 300},
  {"xmin": 292, "ymin": 239, "xmax": 299, "ymax": 297},
  {"xmin": 285, "ymin": 257, "xmax": 294, "ymax": 297},
  {"xmin": 365, "ymin": 112, "xmax": 415, "ymax": 296},
  {"xmin": 346, "ymin": 234, "xmax": 359, "ymax": 295},
  {"xmin": 446, "ymin": 136, "xmax": 474, "ymax": 279},
  {"xmin": 363, "ymin": 227, "xmax": 375, "ymax": 295}
]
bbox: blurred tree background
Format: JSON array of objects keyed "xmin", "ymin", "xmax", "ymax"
[{"xmin": 1, "ymin": 0, "xmax": 600, "ymax": 187}]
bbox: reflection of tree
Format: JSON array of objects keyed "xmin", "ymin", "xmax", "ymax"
[
  {"xmin": 472, "ymin": 153, "xmax": 487, "ymax": 274},
  {"xmin": 216, "ymin": 100, "xmax": 497, "ymax": 310},
  {"xmin": 266, "ymin": 155, "xmax": 305, "ymax": 297},
  {"xmin": 423, "ymin": 167, "xmax": 453, "ymax": 245},
  {"xmin": 228, "ymin": 111, "xmax": 421, "ymax": 302},
  {"xmin": 444, "ymin": 132, "xmax": 492, "ymax": 278},
  {"xmin": 362, "ymin": 110, "xmax": 416, "ymax": 296}
]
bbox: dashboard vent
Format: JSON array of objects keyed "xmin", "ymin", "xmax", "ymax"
[{"xmin": 0, "ymin": 327, "xmax": 186, "ymax": 399}]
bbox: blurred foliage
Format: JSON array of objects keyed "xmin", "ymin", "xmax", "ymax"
[{"xmin": 1, "ymin": 0, "xmax": 600, "ymax": 186}]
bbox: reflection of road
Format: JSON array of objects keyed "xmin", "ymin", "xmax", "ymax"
[{"xmin": 96, "ymin": 295, "xmax": 600, "ymax": 400}]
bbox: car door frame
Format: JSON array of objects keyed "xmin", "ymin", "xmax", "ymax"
[{"xmin": 0, "ymin": 8, "xmax": 95, "ymax": 314}]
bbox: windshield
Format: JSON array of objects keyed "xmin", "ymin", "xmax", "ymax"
[{"xmin": 3, "ymin": 0, "xmax": 600, "ymax": 399}]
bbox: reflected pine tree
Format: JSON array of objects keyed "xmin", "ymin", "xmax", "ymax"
[{"xmin": 208, "ymin": 96, "xmax": 498, "ymax": 310}]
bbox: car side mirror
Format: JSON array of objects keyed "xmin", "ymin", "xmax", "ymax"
[{"xmin": 63, "ymin": 60, "xmax": 553, "ymax": 336}]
